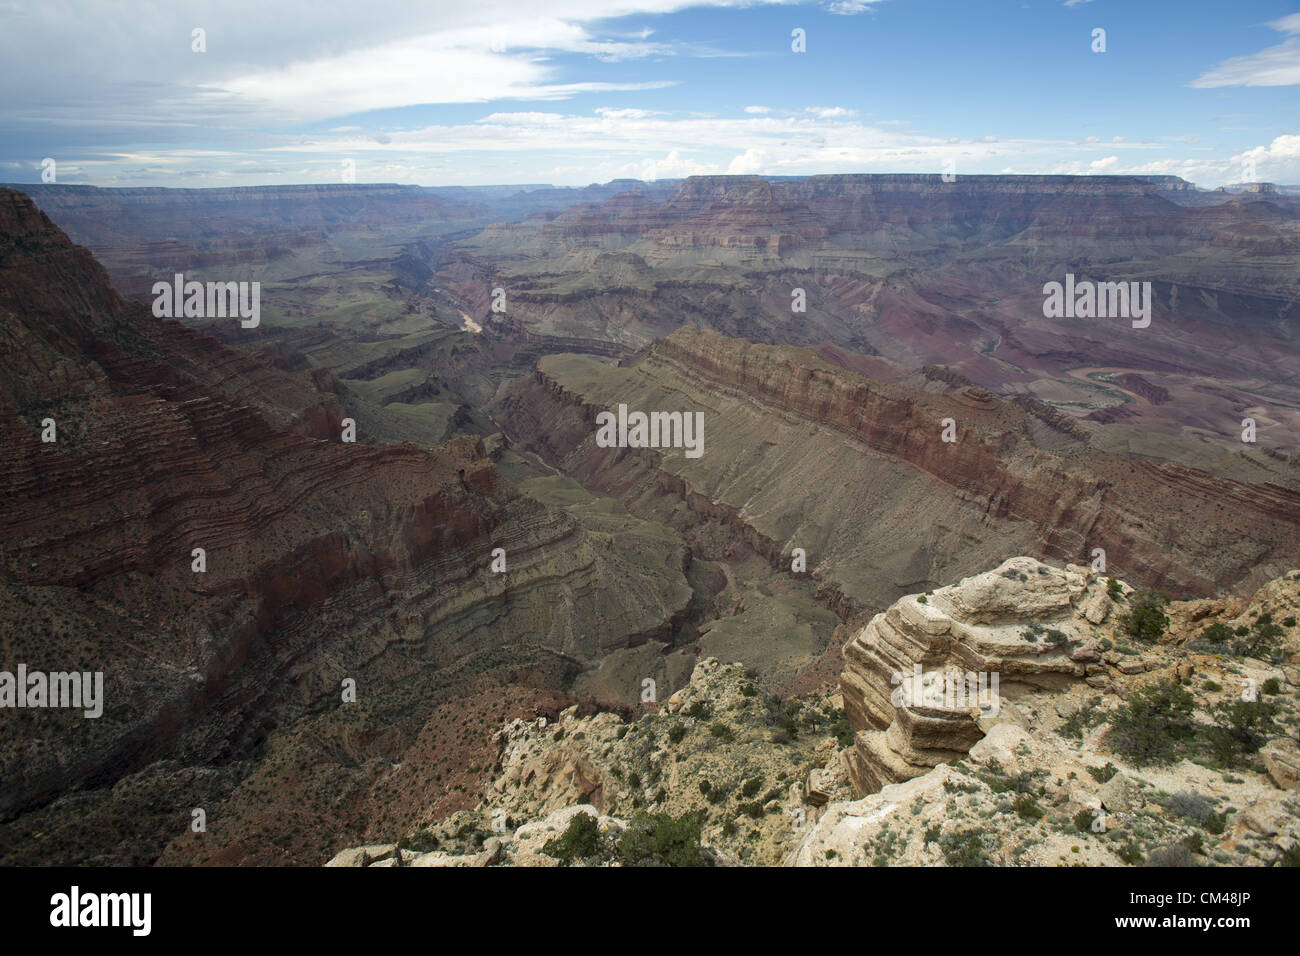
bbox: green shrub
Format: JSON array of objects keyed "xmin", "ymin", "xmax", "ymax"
[
  {"xmin": 1086, "ymin": 762, "xmax": 1118, "ymax": 784},
  {"xmin": 830, "ymin": 715, "xmax": 854, "ymax": 748},
  {"xmin": 1105, "ymin": 680, "xmax": 1196, "ymax": 766},
  {"xmin": 1120, "ymin": 589, "xmax": 1170, "ymax": 643},
  {"xmin": 1106, "ymin": 577, "xmax": 1124, "ymax": 600},
  {"xmin": 399, "ymin": 829, "xmax": 441, "ymax": 853},
  {"xmin": 1232, "ymin": 613, "xmax": 1284, "ymax": 659},
  {"xmin": 709, "ymin": 722, "xmax": 735, "ymax": 741},
  {"xmin": 667, "ymin": 724, "xmax": 688, "ymax": 744},
  {"xmin": 1272, "ymin": 844, "xmax": 1300, "ymax": 867},
  {"xmin": 938, "ymin": 830, "xmax": 994, "ymax": 867},
  {"xmin": 1116, "ymin": 840, "xmax": 1145, "ymax": 865},
  {"xmin": 1202, "ymin": 622, "xmax": 1233, "ymax": 645},
  {"xmin": 617, "ymin": 812, "xmax": 702, "ymax": 867},
  {"xmin": 1202, "ymin": 697, "xmax": 1280, "ymax": 767},
  {"xmin": 542, "ymin": 812, "xmax": 602, "ymax": 863},
  {"xmin": 1012, "ymin": 793, "xmax": 1045, "ymax": 821},
  {"xmin": 686, "ymin": 701, "xmax": 711, "ymax": 720}
]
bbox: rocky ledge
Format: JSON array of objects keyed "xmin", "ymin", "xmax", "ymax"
[
  {"xmin": 841, "ymin": 556, "xmax": 1116, "ymax": 792},
  {"xmin": 329, "ymin": 557, "xmax": 1300, "ymax": 867}
]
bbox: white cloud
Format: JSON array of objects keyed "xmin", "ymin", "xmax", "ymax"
[
  {"xmin": 1037, "ymin": 134, "xmax": 1300, "ymax": 187},
  {"xmin": 826, "ymin": 1, "xmax": 885, "ymax": 14},
  {"xmin": 1191, "ymin": 14, "xmax": 1300, "ymax": 88},
  {"xmin": 638, "ymin": 149, "xmax": 718, "ymax": 178},
  {"xmin": 0, "ymin": 0, "xmax": 782, "ymax": 129},
  {"xmin": 595, "ymin": 107, "xmax": 662, "ymax": 119},
  {"xmin": 744, "ymin": 106, "xmax": 773, "ymax": 114},
  {"xmin": 726, "ymin": 148, "xmax": 768, "ymax": 173},
  {"xmin": 805, "ymin": 106, "xmax": 856, "ymax": 118},
  {"xmin": 1232, "ymin": 133, "xmax": 1300, "ymax": 183}
]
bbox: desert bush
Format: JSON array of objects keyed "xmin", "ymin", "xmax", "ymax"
[
  {"xmin": 1202, "ymin": 622, "xmax": 1233, "ymax": 645},
  {"xmin": 1105, "ymin": 680, "xmax": 1196, "ymax": 766},
  {"xmin": 1145, "ymin": 843, "xmax": 1197, "ymax": 867},
  {"xmin": 542, "ymin": 812, "xmax": 602, "ymax": 863},
  {"xmin": 1087, "ymin": 762, "xmax": 1118, "ymax": 783},
  {"xmin": 938, "ymin": 830, "xmax": 994, "ymax": 867},
  {"xmin": 1120, "ymin": 589, "xmax": 1170, "ymax": 643},
  {"xmin": 617, "ymin": 812, "xmax": 702, "ymax": 867},
  {"xmin": 1231, "ymin": 613, "xmax": 1285, "ymax": 660},
  {"xmin": 1164, "ymin": 790, "xmax": 1215, "ymax": 826},
  {"xmin": 1202, "ymin": 697, "xmax": 1280, "ymax": 767}
]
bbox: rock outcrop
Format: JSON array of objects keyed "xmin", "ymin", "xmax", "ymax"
[
  {"xmin": 840, "ymin": 557, "xmax": 1109, "ymax": 792},
  {"xmin": 787, "ymin": 564, "xmax": 1300, "ymax": 866}
]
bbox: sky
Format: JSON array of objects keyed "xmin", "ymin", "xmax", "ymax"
[{"xmin": 2, "ymin": 0, "xmax": 1298, "ymax": 189}]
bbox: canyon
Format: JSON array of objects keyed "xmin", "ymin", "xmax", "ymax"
[{"xmin": 3, "ymin": 172, "xmax": 1299, "ymax": 866}]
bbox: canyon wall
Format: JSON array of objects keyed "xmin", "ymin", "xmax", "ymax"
[
  {"xmin": 500, "ymin": 326, "xmax": 1300, "ymax": 610},
  {"xmin": 0, "ymin": 189, "xmax": 693, "ymax": 862}
]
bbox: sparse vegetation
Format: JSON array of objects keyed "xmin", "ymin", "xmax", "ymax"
[
  {"xmin": 1203, "ymin": 697, "xmax": 1281, "ymax": 768},
  {"xmin": 1119, "ymin": 589, "xmax": 1170, "ymax": 644},
  {"xmin": 937, "ymin": 830, "xmax": 994, "ymax": 867},
  {"xmin": 617, "ymin": 812, "xmax": 702, "ymax": 867},
  {"xmin": 1105, "ymin": 680, "xmax": 1196, "ymax": 766}
]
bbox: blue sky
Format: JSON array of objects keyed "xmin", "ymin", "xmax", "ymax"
[{"xmin": 2, "ymin": 0, "xmax": 1298, "ymax": 188}]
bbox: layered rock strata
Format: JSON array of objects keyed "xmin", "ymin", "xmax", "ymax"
[{"xmin": 840, "ymin": 556, "xmax": 1107, "ymax": 792}]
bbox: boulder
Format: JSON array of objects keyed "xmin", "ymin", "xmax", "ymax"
[
  {"xmin": 1099, "ymin": 774, "xmax": 1145, "ymax": 813},
  {"xmin": 1263, "ymin": 739, "xmax": 1300, "ymax": 791}
]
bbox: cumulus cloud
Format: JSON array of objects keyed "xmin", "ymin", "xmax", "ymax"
[
  {"xmin": 1232, "ymin": 133, "xmax": 1300, "ymax": 183},
  {"xmin": 727, "ymin": 148, "xmax": 768, "ymax": 174}
]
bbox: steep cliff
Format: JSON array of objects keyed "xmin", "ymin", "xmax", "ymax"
[{"xmin": 0, "ymin": 189, "xmax": 693, "ymax": 864}]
